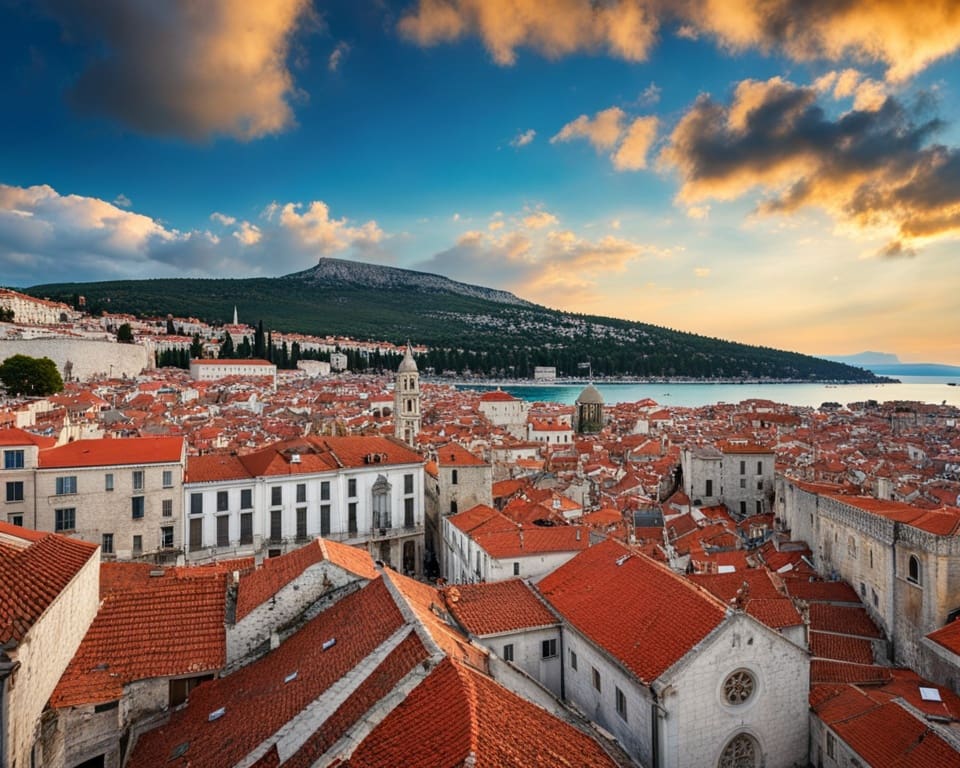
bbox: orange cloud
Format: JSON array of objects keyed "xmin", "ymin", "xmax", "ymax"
[
  {"xmin": 612, "ymin": 116, "xmax": 659, "ymax": 170},
  {"xmin": 400, "ymin": 1, "xmax": 960, "ymax": 80},
  {"xmin": 552, "ymin": 107, "xmax": 626, "ymax": 151},
  {"xmin": 659, "ymin": 76, "xmax": 960, "ymax": 257},
  {"xmin": 399, "ymin": 0, "xmax": 659, "ymax": 65},
  {"xmin": 47, "ymin": 0, "xmax": 316, "ymax": 140}
]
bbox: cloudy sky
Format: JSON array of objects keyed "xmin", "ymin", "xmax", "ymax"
[{"xmin": 2, "ymin": 1, "xmax": 959, "ymax": 364}]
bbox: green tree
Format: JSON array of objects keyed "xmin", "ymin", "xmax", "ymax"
[
  {"xmin": 116, "ymin": 323, "xmax": 134, "ymax": 343},
  {"xmin": 0, "ymin": 355, "xmax": 64, "ymax": 396},
  {"xmin": 0, "ymin": 307, "xmax": 14, "ymax": 323},
  {"xmin": 166, "ymin": 317, "xmax": 176, "ymax": 334},
  {"xmin": 220, "ymin": 332, "xmax": 235, "ymax": 358},
  {"xmin": 190, "ymin": 333, "xmax": 204, "ymax": 359},
  {"xmin": 237, "ymin": 335, "xmax": 252, "ymax": 358},
  {"xmin": 254, "ymin": 320, "xmax": 265, "ymax": 359}
]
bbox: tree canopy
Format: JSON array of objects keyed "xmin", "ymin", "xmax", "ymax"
[
  {"xmin": 0, "ymin": 354, "xmax": 64, "ymax": 396},
  {"xmin": 116, "ymin": 323, "xmax": 134, "ymax": 343}
]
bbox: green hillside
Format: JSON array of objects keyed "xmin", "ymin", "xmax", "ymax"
[{"xmin": 25, "ymin": 259, "xmax": 885, "ymax": 382}]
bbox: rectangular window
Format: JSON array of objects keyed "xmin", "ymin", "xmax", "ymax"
[
  {"xmin": 131, "ymin": 496, "xmax": 145, "ymax": 519},
  {"xmin": 756, "ymin": 500, "xmax": 762, "ymax": 515},
  {"xmin": 162, "ymin": 499, "xmax": 173, "ymax": 517},
  {"xmin": 451, "ymin": 469, "xmax": 458, "ymax": 485},
  {"xmin": 320, "ymin": 504, "xmax": 331, "ymax": 536},
  {"xmin": 161, "ymin": 526, "xmax": 174, "ymax": 549},
  {"xmin": 404, "ymin": 497, "xmax": 415, "ymax": 528},
  {"xmin": 132, "ymin": 470, "xmax": 144, "ymax": 491},
  {"xmin": 271, "ymin": 486, "xmax": 282, "ymax": 506},
  {"xmin": 541, "ymin": 639, "xmax": 557, "ymax": 659},
  {"xmin": 102, "ymin": 533, "xmax": 114, "ymax": 554},
  {"xmin": 348, "ymin": 478, "xmax": 357, "ymax": 497},
  {"xmin": 756, "ymin": 480, "xmax": 763, "ymax": 491},
  {"xmin": 740, "ymin": 460, "xmax": 746, "ymax": 475},
  {"xmin": 503, "ymin": 643, "xmax": 514, "ymax": 662},
  {"xmin": 740, "ymin": 501, "xmax": 747, "ymax": 516},
  {"xmin": 592, "ymin": 667, "xmax": 601, "ymax": 692},
  {"xmin": 739, "ymin": 478, "xmax": 746, "ymax": 488},
  {"xmin": 9, "ymin": 515, "xmax": 22, "ymax": 527},
  {"xmin": 320, "ymin": 481, "xmax": 330, "ymax": 501},
  {"xmin": 296, "ymin": 483, "xmax": 306, "ymax": 503},
  {"xmin": 216, "ymin": 515, "xmax": 229, "ymax": 547},
  {"xmin": 616, "ymin": 687, "xmax": 627, "ymax": 721},
  {"xmin": 56, "ymin": 476, "xmax": 77, "ymax": 495},
  {"xmin": 3, "ymin": 450, "xmax": 24, "ymax": 469},
  {"xmin": 5, "ymin": 481, "xmax": 23, "ymax": 502},
  {"xmin": 189, "ymin": 517, "xmax": 202, "ymax": 551},
  {"xmin": 240, "ymin": 512, "xmax": 253, "ymax": 545},
  {"xmin": 296, "ymin": 507, "xmax": 307, "ymax": 540},
  {"xmin": 513, "ymin": 562, "xmax": 520, "ymax": 576},
  {"xmin": 404, "ymin": 473, "xmax": 414, "ymax": 494},
  {"xmin": 162, "ymin": 470, "xmax": 173, "ymax": 488},
  {"xmin": 240, "ymin": 488, "xmax": 253, "ymax": 509},
  {"xmin": 757, "ymin": 461, "xmax": 763, "ymax": 475},
  {"xmin": 217, "ymin": 490, "xmax": 228, "ymax": 512},
  {"xmin": 270, "ymin": 509, "xmax": 282, "ymax": 541},
  {"xmin": 705, "ymin": 479, "xmax": 713, "ymax": 496},
  {"xmin": 190, "ymin": 492, "xmax": 203, "ymax": 515},
  {"xmin": 348, "ymin": 502, "xmax": 357, "ymax": 534},
  {"xmin": 132, "ymin": 535, "xmax": 142, "ymax": 555},
  {"xmin": 826, "ymin": 731, "xmax": 835, "ymax": 759},
  {"xmin": 570, "ymin": 650, "xmax": 579, "ymax": 670},
  {"xmin": 105, "ymin": 473, "xmax": 114, "ymax": 492}
]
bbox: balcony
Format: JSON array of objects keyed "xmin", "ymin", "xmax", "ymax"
[{"xmin": 369, "ymin": 523, "xmax": 423, "ymax": 542}]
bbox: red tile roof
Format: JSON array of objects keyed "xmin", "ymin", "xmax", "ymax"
[
  {"xmin": 479, "ymin": 390, "xmax": 519, "ymax": 402},
  {"xmin": 345, "ymin": 657, "xmax": 618, "ymax": 768},
  {"xmin": 0, "ymin": 427, "xmax": 54, "ymax": 448},
  {"xmin": 444, "ymin": 580, "xmax": 559, "ymax": 636},
  {"xmin": 38, "ymin": 436, "xmax": 184, "ymax": 468},
  {"xmin": 810, "ymin": 660, "xmax": 893, "ymax": 685},
  {"xmin": 809, "ymin": 604, "xmax": 883, "ymax": 638},
  {"xmin": 127, "ymin": 577, "xmax": 405, "ymax": 768},
  {"xmin": 0, "ymin": 522, "xmax": 98, "ymax": 645},
  {"xmin": 809, "ymin": 632, "xmax": 875, "ymax": 664},
  {"xmin": 927, "ymin": 617, "xmax": 960, "ymax": 656},
  {"xmin": 437, "ymin": 442, "xmax": 488, "ymax": 466},
  {"xmin": 51, "ymin": 566, "xmax": 227, "ymax": 707},
  {"xmin": 783, "ymin": 579, "xmax": 860, "ymax": 604},
  {"xmin": 537, "ymin": 538, "xmax": 727, "ymax": 684}
]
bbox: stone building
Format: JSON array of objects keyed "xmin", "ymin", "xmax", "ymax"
[
  {"xmin": 184, "ymin": 435, "xmax": 426, "ymax": 575},
  {"xmin": 535, "ymin": 539, "xmax": 810, "ymax": 768},
  {"xmin": 34, "ymin": 437, "xmax": 186, "ymax": 561},
  {"xmin": 681, "ymin": 439, "xmax": 775, "ymax": 516},
  {"xmin": 393, "ymin": 342, "xmax": 421, "ymax": 446},
  {"xmin": 0, "ymin": 522, "xmax": 99, "ymax": 768},
  {"xmin": 2, "ymin": 427, "xmax": 53, "ymax": 528},
  {"xmin": 478, "ymin": 389, "xmax": 529, "ymax": 438},
  {"xmin": 188, "ymin": 358, "xmax": 277, "ymax": 388},
  {"xmin": 0, "ymin": 288, "xmax": 77, "ymax": 325},
  {"xmin": 573, "ymin": 383, "xmax": 604, "ymax": 433},
  {"xmin": 777, "ymin": 477, "xmax": 960, "ymax": 673}
]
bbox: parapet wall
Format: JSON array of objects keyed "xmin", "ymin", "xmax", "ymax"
[{"xmin": 0, "ymin": 338, "xmax": 151, "ymax": 381}]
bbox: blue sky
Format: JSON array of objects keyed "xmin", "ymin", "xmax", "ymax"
[{"xmin": 1, "ymin": 1, "xmax": 959, "ymax": 364}]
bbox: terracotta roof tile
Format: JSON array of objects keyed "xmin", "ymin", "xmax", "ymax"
[
  {"xmin": 127, "ymin": 577, "xmax": 405, "ymax": 768},
  {"xmin": 810, "ymin": 660, "xmax": 893, "ymax": 685},
  {"xmin": 809, "ymin": 631, "xmax": 875, "ymax": 664},
  {"xmin": 809, "ymin": 604, "xmax": 883, "ymax": 638},
  {"xmin": 345, "ymin": 657, "xmax": 617, "ymax": 768},
  {"xmin": 51, "ymin": 565, "xmax": 227, "ymax": 707},
  {"xmin": 538, "ymin": 539, "xmax": 727, "ymax": 684},
  {"xmin": 927, "ymin": 617, "xmax": 960, "ymax": 656},
  {"xmin": 0, "ymin": 522, "xmax": 98, "ymax": 645},
  {"xmin": 444, "ymin": 580, "xmax": 559, "ymax": 636},
  {"xmin": 783, "ymin": 580, "xmax": 860, "ymax": 604},
  {"xmin": 39, "ymin": 436, "xmax": 184, "ymax": 468}
]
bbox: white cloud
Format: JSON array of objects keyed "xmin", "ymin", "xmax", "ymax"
[
  {"xmin": 113, "ymin": 193, "xmax": 132, "ymax": 208},
  {"xmin": 522, "ymin": 208, "xmax": 559, "ymax": 229},
  {"xmin": 328, "ymin": 41, "xmax": 350, "ymax": 71},
  {"xmin": 612, "ymin": 116, "xmax": 658, "ymax": 171},
  {"xmin": 0, "ymin": 182, "xmax": 389, "ymax": 284}
]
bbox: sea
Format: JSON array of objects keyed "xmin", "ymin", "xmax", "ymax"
[{"xmin": 453, "ymin": 376, "xmax": 960, "ymax": 409}]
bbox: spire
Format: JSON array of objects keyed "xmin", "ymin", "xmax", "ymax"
[
  {"xmin": 233, "ymin": 306, "xmax": 238, "ymax": 325},
  {"xmin": 398, "ymin": 341, "xmax": 418, "ymax": 373}
]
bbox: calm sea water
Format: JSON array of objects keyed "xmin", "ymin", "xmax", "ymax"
[{"xmin": 456, "ymin": 376, "xmax": 960, "ymax": 408}]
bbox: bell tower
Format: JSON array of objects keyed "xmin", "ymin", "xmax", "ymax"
[{"xmin": 394, "ymin": 342, "xmax": 421, "ymax": 446}]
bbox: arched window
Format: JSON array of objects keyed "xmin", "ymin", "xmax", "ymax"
[
  {"xmin": 718, "ymin": 733, "xmax": 758, "ymax": 768},
  {"xmin": 908, "ymin": 554, "xmax": 921, "ymax": 585},
  {"xmin": 372, "ymin": 475, "xmax": 391, "ymax": 530}
]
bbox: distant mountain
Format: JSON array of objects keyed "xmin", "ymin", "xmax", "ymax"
[
  {"xmin": 26, "ymin": 258, "xmax": 887, "ymax": 382},
  {"xmin": 824, "ymin": 352, "xmax": 960, "ymax": 378}
]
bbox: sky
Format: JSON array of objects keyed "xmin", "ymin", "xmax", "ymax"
[{"xmin": 1, "ymin": 1, "xmax": 959, "ymax": 364}]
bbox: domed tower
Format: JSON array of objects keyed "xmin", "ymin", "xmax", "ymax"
[
  {"xmin": 394, "ymin": 342, "xmax": 421, "ymax": 445},
  {"xmin": 574, "ymin": 383, "xmax": 604, "ymax": 434}
]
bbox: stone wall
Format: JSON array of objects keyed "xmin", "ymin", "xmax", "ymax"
[{"xmin": 0, "ymin": 338, "xmax": 150, "ymax": 382}]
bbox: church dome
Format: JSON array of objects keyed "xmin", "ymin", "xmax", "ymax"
[
  {"xmin": 576, "ymin": 383, "xmax": 604, "ymax": 405},
  {"xmin": 398, "ymin": 344, "xmax": 418, "ymax": 373}
]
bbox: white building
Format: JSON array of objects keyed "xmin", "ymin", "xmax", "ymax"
[
  {"xmin": 478, "ymin": 389, "xmax": 529, "ymax": 438},
  {"xmin": 393, "ymin": 343, "xmax": 421, "ymax": 446},
  {"xmin": 184, "ymin": 435, "xmax": 426, "ymax": 575},
  {"xmin": 533, "ymin": 366, "xmax": 556, "ymax": 381},
  {"xmin": 0, "ymin": 288, "xmax": 78, "ymax": 325},
  {"xmin": 188, "ymin": 358, "xmax": 277, "ymax": 388}
]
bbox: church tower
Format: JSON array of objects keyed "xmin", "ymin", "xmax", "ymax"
[{"xmin": 394, "ymin": 343, "xmax": 421, "ymax": 446}]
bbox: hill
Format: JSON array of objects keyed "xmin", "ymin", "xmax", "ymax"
[{"xmin": 26, "ymin": 258, "xmax": 884, "ymax": 382}]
